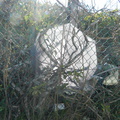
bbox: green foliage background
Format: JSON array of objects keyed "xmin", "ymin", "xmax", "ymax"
[{"xmin": 0, "ymin": 0, "xmax": 120, "ymax": 120}]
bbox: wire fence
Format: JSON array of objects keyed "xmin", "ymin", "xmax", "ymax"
[{"xmin": 0, "ymin": 0, "xmax": 120, "ymax": 120}]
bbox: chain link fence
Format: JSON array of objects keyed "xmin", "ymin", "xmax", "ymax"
[{"xmin": 0, "ymin": 0, "xmax": 120, "ymax": 120}]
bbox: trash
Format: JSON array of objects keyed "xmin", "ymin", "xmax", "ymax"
[
  {"xmin": 103, "ymin": 69, "xmax": 119, "ymax": 85},
  {"xmin": 95, "ymin": 63, "xmax": 119, "ymax": 86},
  {"xmin": 54, "ymin": 103, "xmax": 65, "ymax": 111}
]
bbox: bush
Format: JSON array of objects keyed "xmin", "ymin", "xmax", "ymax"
[{"xmin": 0, "ymin": 1, "xmax": 120, "ymax": 120}]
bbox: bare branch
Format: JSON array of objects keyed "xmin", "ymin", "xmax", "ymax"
[
  {"xmin": 65, "ymin": 33, "xmax": 89, "ymax": 69},
  {"xmin": 36, "ymin": 33, "xmax": 58, "ymax": 65}
]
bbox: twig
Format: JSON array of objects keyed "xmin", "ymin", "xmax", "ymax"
[
  {"xmin": 36, "ymin": 32, "xmax": 58, "ymax": 65},
  {"xmin": 109, "ymin": 98, "xmax": 120, "ymax": 104},
  {"xmin": 68, "ymin": 28, "xmax": 79, "ymax": 62},
  {"xmin": 64, "ymin": 33, "xmax": 88, "ymax": 69},
  {"xmin": 96, "ymin": 66, "xmax": 120, "ymax": 76}
]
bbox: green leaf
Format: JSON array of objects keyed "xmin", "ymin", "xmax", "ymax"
[{"xmin": 24, "ymin": 15, "xmax": 29, "ymax": 21}]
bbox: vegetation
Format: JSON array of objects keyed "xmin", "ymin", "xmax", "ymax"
[
  {"xmin": 0, "ymin": 0, "xmax": 120, "ymax": 120},
  {"xmin": 82, "ymin": 9, "xmax": 120, "ymax": 65}
]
